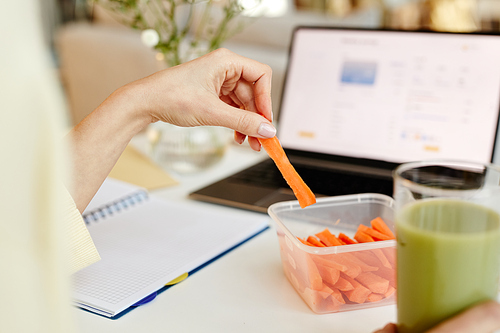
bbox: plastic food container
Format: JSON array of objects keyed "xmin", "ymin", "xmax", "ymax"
[{"xmin": 268, "ymin": 193, "xmax": 396, "ymax": 314}]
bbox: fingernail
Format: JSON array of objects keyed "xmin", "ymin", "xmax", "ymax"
[{"xmin": 258, "ymin": 123, "xmax": 276, "ymax": 138}]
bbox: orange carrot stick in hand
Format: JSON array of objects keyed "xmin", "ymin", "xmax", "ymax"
[{"xmin": 259, "ymin": 136, "xmax": 316, "ymax": 208}]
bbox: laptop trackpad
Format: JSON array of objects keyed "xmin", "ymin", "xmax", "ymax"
[{"xmin": 254, "ymin": 188, "xmax": 298, "ymax": 208}]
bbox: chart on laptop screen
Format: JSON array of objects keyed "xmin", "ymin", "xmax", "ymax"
[{"xmin": 278, "ymin": 29, "xmax": 500, "ymax": 164}]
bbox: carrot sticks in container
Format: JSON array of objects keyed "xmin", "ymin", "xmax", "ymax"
[{"xmin": 280, "ymin": 216, "xmax": 396, "ymax": 313}]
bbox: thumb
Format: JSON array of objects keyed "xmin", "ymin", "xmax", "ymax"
[{"xmin": 209, "ymin": 102, "xmax": 276, "ymax": 139}]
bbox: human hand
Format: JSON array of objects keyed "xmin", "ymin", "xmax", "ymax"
[
  {"xmin": 373, "ymin": 323, "xmax": 397, "ymax": 333},
  {"xmin": 373, "ymin": 301, "xmax": 500, "ymax": 333},
  {"xmin": 67, "ymin": 48, "xmax": 275, "ymax": 210},
  {"xmin": 122, "ymin": 48, "xmax": 276, "ymax": 151}
]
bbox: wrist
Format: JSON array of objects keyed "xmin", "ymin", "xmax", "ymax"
[{"xmin": 109, "ymin": 82, "xmax": 156, "ymax": 135}]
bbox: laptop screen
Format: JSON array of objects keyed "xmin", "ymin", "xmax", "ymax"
[{"xmin": 278, "ymin": 27, "xmax": 500, "ymax": 164}]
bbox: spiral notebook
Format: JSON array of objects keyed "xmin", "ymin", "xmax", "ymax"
[{"xmin": 72, "ymin": 178, "xmax": 270, "ymax": 318}]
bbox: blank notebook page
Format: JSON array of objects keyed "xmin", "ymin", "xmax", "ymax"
[{"xmin": 73, "ymin": 178, "xmax": 270, "ymax": 317}]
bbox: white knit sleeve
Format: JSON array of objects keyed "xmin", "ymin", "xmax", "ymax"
[{"xmin": 62, "ymin": 188, "xmax": 101, "ymax": 274}]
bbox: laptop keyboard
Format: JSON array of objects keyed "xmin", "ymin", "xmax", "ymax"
[{"xmin": 229, "ymin": 159, "xmax": 394, "ymax": 197}]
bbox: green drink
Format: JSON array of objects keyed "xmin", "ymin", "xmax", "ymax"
[{"xmin": 396, "ymin": 199, "xmax": 500, "ymax": 333}]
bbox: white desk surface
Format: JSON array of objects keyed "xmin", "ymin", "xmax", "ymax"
[{"xmin": 73, "ymin": 142, "xmax": 396, "ymax": 333}]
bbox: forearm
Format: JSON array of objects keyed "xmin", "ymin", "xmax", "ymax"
[
  {"xmin": 65, "ymin": 85, "xmax": 152, "ymax": 212},
  {"xmin": 64, "ymin": 49, "xmax": 276, "ymax": 212}
]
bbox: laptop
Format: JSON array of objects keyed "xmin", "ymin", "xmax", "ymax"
[{"xmin": 189, "ymin": 27, "xmax": 500, "ymax": 213}]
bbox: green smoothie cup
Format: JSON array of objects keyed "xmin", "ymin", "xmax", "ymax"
[{"xmin": 393, "ymin": 160, "xmax": 500, "ymax": 333}]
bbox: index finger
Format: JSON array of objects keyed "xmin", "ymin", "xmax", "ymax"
[{"xmin": 232, "ymin": 53, "xmax": 273, "ymax": 122}]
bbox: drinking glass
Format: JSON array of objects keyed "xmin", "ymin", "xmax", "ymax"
[
  {"xmin": 147, "ymin": 123, "xmax": 232, "ymax": 174},
  {"xmin": 393, "ymin": 160, "xmax": 500, "ymax": 333}
]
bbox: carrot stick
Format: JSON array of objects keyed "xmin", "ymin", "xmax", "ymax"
[
  {"xmin": 315, "ymin": 228, "xmax": 343, "ymax": 246},
  {"xmin": 367, "ymin": 293, "xmax": 384, "ymax": 302},
  {"xmin": 373, "ymin": 249, "xmax": 392, "ymax": 269},
  {"xmin": 354, "ymin": 250, "xmax": 383, "ymax": 268},
  {"xmin": 333, "ymin": 276, "xmax": 354, "ymax": 291},
  {"xmin": 326, "ymin": 295, "xmax": 344, "ymax": 311},
  {"xmin": 351, "ymin": 231, "xmax": 392, "ymax": 268},
  {"xmin": 341, "ymin": 253, "xmax": 379, "ymax": 272},
  {"xmin": 370, "ymin": 217, "xmax": 395, "ymax": 238},
  {"xmin": 382, "ymin": 247, "xmax": 396, "ymax": 267},
  {"xmin": 338, "ymin": 233, "xmax": 357, "ymax": 245},
  {"xmin": 318, "ymin": 283, "xmax": 334, "ymax": 299},
  {"xmin": 384, "ymin": 286, "xmax": 396, "ymax": 298},
  {"xmin": 307, "ymin": 236, "xmax": 326, "ymax": 247},
  {"xmin": 323, "ymin": 254, "xmax": 362, "ymax": 278},
  {"xmin": 313, "ymin": 256, "xmax": 348, "ymax": 272},
  {"xmin": 373, "ymin": 266, "xmax": 397, "ymax": 288},
  {"xmin": 354, "ymin": 249, "xmax": 392, "ymax": 271},
  {"xmin": 259, "ymin": 136, "xmax": 316, "ymax": 208},
  {"xmin": 354, "ymin": 230, "xmax": 375, "ymax": 243},
  {"xmin": 357, "ymin": 224, "xmax": 394, "ymax": 241},
  {"xmin": 316, "ymin": 264, "xmax": 340, "ymax": 285},
  {"xmin": 330, "ymin": 286, "xmax": 346, "ymax": 304},
  {"xmin": 341, "ymin": 274, "xmax": 372, "ymax": 304},
  {"xmin": 302, "ymin": 286, "xmax": 342, "ymax": 312},
  {"xmin": 301, "ymin": 287, "xmax": 323, "ymax": 312},
  {"xmin": 355, "ymin": 271, "xmax": 389, "ymax": 294},
  {"xmin": 306, "ymin": 255, "xmax": 323, "ymax": 291},
  {"xmin": 297, "ymin": 237, "xmax": 315, "ymax": 247}
]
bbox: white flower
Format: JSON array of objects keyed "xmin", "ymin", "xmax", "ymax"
[{"xmin": 141, "ymin": 29, "xmax": 160, "ymax": 48}]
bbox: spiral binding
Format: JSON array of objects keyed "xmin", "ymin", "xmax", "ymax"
[{"xmin": 83, "ymin": 190, "xmax": 149, "ymax": 225}]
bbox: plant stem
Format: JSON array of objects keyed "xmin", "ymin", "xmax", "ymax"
[
  {"xmin": 95, "ymin": 0, "xmax": 252, "ymax": 67},
  {"xmin": 209, "ymin": 2, "xmax": 241, "ymax": 51}
]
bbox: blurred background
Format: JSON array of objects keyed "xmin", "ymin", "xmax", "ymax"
[
  {"xmin": 42, "ymin": 0, "xmax": 500, "ymax": 126},
  {"xmin": 35, "ymin": 0, "xmax": 500, "ymax": 173}
]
